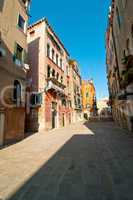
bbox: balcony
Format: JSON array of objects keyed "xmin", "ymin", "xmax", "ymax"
[
  {"xmin": 13, "ymin": 56, "xmax": 30, "ymax": 71},
  {"xmin": 46, "ymin": 77, "xmax": 66, "ymax": 95},
  {"xmin": 120, "ymin": 68, "xmax": 133, "ymax": 89},
  {"xmin": 120, "ymin": 55, "xmax": 133, "ymax": 89},
  {"xmin": 75, "ymin": 104, "xmax": 82, "ymax": 110},
  {"xmin": 74, "ymin": 98, "xmax": 82, "ymax": 110},
  {"xmin": 0, "ymin": 46, "xmax": 6, "ymax": 57}
]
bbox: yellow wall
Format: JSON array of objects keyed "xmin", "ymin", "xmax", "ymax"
[{"xmin": 82, "ymin": 80, "xmax": 96, "ymax": 113}]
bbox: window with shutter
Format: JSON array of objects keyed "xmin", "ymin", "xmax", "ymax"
[
  {"xmin": 30, "ymin": 93, "xmax": 42, "ymax": 107},
  {"xmin": 18, "ymin": 15, "xmax": 25, "ymax": 32}
]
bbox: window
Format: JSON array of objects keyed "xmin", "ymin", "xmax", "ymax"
[
  {"xmin": 47, "ymin": 44, "xmax": 50, "ymax": 57},
  {"xmin": 22, "ymin": 0, "xmax": 27, "ymax": 4},
  {"xmin": 56, "ymin": 73, "xmax": 59, "ymax": 80},
  {"xmin": 66, "ymin": 66, "xmax": 69, "ymax": 76},
  {"xmin": 13, "ymin": 80, "xmax": 21, "ymax": 105},
  {"xmin": 52, "ymin": 69, "xmax": 55, "ymax": 77},
  {"xmin": 122, "ymin": 0, "xmax": 127, "ymax": 8},
  {"xmin": 15, "ymin": 43, "xmax": 23, "ymax": 61},
  {"xmin": 60, "ymin": 58, "xmax": 63, "ymax": 68},
  {"xmin": 0, "ymin": 0, "xmax": 4, "ymax": 11},
  {"xmin": 77, "ymin": 98, "xmax": 81, "ymax": 106},
  {"xmin": 131, "ymin": 24, "xmax": 133, "ymax": 39},
  {"xmin": 86, "ymin": 92, "xmax": 89, "ymax": 98},
  {"xmin": 126, "ymin": 38, "xmax": 130, "ymax": 54},
  {"xmin": 61, "ymin": 76, "xmax": 63, "ymax": 83},
  {"xmin": 52, "ymin": 49, "xmax": 55, "ymax": 60},
  {"xmin": 68, "ymin": 100, "xmax": 72, "ymax": 108},
  {"xmin": 123, "ymin": 49, "xmax": 126, "ymax": 57},
  {"xmin": 30, "ymin": 93, "xmax": 42, "ymax": 107},
  {"xmin": 18, "ymin": 15, "xmax": 25, "ymax": 31},
  {"xmin": 74, "ymin": 96, "xmax": 77, "ymax": 105},
  {"xmin": 116, "ymin": 7, "xmax": 121, "ymax": 29},
  {"xmin": 47, "ymin": 65, "xmax": 51, "ymax": 78},
  {"xmin": 56, "ymin": 54, "xmax": 59, "ymax": 65},
  {"xmin": 62, "ymin": 99, "xmax": 66, "ymax": 107}
]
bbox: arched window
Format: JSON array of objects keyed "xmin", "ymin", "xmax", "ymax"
[
  {"xmin": 116, "ymin": 7, "xmax": 121, "ymax": 29},
  {"xmin": 131, "ymin": 24, "xmax": 133, "ymax": 39},
  {"xmin": 56, "ymin": 54, "xmax": 59, "ymax": 65},
  {"xmin": 52, "ymin": 69, "xmax": 55, "ymax": 77},
  {"xmin": 47, "ymin": 44, "xmax": 50, "ymax": 57},
  {"xmin": 52, "ymin": 49, "xmax": 55, "ymax": 61},
  {"xmin": 13, "ymin": 80, "xmax": 21, "ymax": 105},
  {"xmin": 123, "ymin": 49, "xmax": 126, "ymax": 57},
  {"xmin": 126, "ymin": 38, "xmax": 130, "ymax": 54},
  {"xmin": 47, "ymin": 65, "xmax": 51, "ymax": 78},
  {"xmin": 60, "ymin": 58, "xmax": 63, "ymax": 68}
]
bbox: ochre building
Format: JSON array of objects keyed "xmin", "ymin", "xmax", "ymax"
[{"xmin": 82, "ymin": 80, "xmax": 96, "ymax": 118}]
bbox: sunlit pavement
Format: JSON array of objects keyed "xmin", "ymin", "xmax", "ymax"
[{"xmin": 0, "ymin": 121, "xmax": 133, "ymax": 200}]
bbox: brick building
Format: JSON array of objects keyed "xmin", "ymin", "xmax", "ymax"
[
  {"xmin": 27, "ymin": 18, "xmax": 73, "ymax": 131},
  {"xmin": 0, "ymin": 0, "xmax": 31, "ymax": 146}
]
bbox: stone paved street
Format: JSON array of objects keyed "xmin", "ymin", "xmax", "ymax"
[{"xmin": 1, "ymin": 121, "xmax": 133, "ymax": 200}]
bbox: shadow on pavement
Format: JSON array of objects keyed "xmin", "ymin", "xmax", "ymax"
[
  {"xmin": 7, "ymin": 122, "xmax": 133, "ymax": 200},
  {"xmin": 7, "ymin": 134, "xmax": 101, "ymax": 200}
]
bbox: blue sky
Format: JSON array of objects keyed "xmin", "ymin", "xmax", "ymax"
[{"xmin": 30, "ymin": 0, "xmax": 111, "ymax": 99}]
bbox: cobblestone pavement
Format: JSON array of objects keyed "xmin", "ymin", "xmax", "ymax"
[{"xmin": 0, "ymin": 121, "xmax": 133, "ymax": 200}]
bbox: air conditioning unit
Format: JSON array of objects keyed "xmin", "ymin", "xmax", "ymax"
[
  {"xmin": 0, "ymin": 47, "xmax": 6, "ymax": 57},
  {"xmin": 23, "ymin": 63, "xmax": 30, "ymax": 70}
]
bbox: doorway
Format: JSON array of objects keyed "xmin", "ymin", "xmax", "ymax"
[
  {"xmin": 62, "ymin": 113, "xmax": 65, "ymax": 127},
  {"xmin": 0, "ymin": 112, "xmax": 5, "ymax": 146},
  {"xmin": 52, "ymin": 110, "xmax": 57, "ymax": 129},
  {"xmin": 52, "ymin": 102, "xmax": 57, "ymax": 129},
  {"xmin": 69, "ymin": 113, "xmax": 71, "ymax": 124}
]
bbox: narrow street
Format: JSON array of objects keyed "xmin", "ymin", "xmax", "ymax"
[{"xmin": 0, "ymin": 122, "xmax": 133, "ymax": 200}]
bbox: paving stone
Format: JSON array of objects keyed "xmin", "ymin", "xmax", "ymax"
[{"xmin": 0, "ymin": 122, "xmax": 133, "ymax": 200}]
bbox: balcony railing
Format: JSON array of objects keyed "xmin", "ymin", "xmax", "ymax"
[
  {"xmin": 13, "ymin": 55, "xmax": 30, "ymax": 70},
  {"xmin": 45, "ymin": 77, "xmax": 66, "ymax": 95}
]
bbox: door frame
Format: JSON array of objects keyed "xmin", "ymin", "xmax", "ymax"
[{"xmin": 51, "ymin": 102, "xmax": 57, "ymax": 129}]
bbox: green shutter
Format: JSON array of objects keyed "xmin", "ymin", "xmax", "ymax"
[{"xmin": 13, "ymin": 42, "xmax": 17, "ymax": 61}]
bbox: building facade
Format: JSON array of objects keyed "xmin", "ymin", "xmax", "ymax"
[
  {"xmin": 0, "ymin": 0, "xmax": 30, "ymax": 146},
  {"xmin": 106, "ymin": 0, "xmax": 133, "ymax": 131},
  {"xmin": 27, "ymin": 18, "xmax": 75, "ymax": 132},
  {"xmin": 69, "ymin": 60, "xmax": 83, "ymax": 123},
  {"xmin": 97, "ymin": 97, "xmax": 111, "ymax": 118},
  {"xmin": 82, "ymin": 80, "xmax": 97, "ymax": 119}
]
